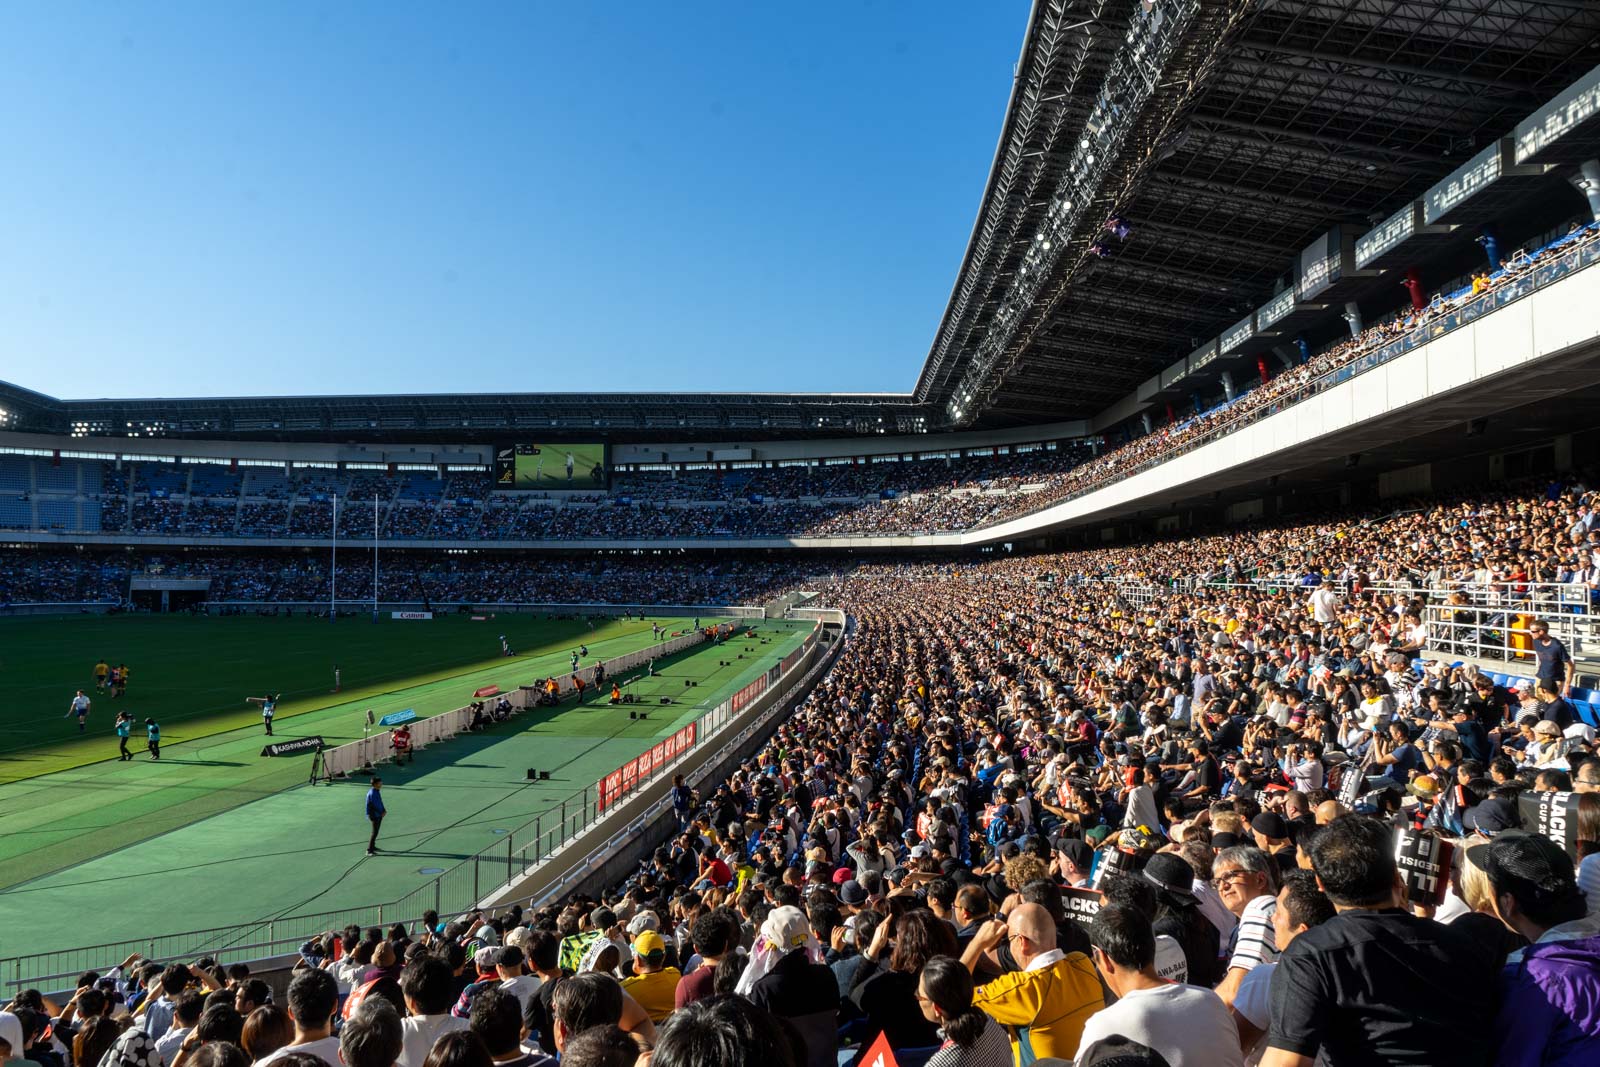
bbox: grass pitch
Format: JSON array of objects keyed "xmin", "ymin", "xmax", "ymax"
[{"xmin": 0, "ymin": 614, "xmax": 810, "ymax": 964}]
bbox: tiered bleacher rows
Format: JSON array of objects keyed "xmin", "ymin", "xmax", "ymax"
[
  {"xmin": 6, "ymin": 221, "xmax": 1597, "ymax": 548},
  {"xmin": 22, "ymin": 473, "xmax": 1600, "ymax": 1067},
  {"xmin": 0, "ymin": 445, "xmax": 1093, "ymax": 542}
]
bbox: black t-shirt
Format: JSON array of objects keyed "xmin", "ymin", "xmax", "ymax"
[
  {"xmin": 1212, "ymin": 716, "xmax": 1244, "ymax": 753},
  {"xmin": 1465, "ymin": 687, "xmax": 1514, "ymax": 732},
  {"xmin": 1268, "ymin": 908, "xmax": 1499, "ymax": 1066},
  {"xmin": 1194, "ymin": 756, "xmax": 1221, "ymax": 793},
  {"xmin": 1536, "ymin": 697, "xmax": 1574, "ymax": 730},
  {"xmin": 1531, "ymin": 636, "xmax": 1571, "ymax": 683}
]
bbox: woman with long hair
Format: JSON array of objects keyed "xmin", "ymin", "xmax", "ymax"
[
  {"xmin": 1577, "ymin": 791, "xmax": 1600, "ymax": 918},
  {"xmin": 850, "ymin": 908, "xmax": 958, "ymax": 1048},
  {"xmin": 916, "ymin": 956, "xmax": 1012, "ymax": 1067},
  {"xmin": 71, "ymin": 1015, "xmax": 121, "ymax": 1067}
]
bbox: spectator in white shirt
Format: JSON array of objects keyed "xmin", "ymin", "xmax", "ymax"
[
  {"xmin": 1308, "ymin": 582, "xmax": 1341, "ymax": 625},
  {"xmin": 1210, "ymin": 847, "xmax": 1280, "ymax": 1007},
  {"xmin": 397, "ymin": 957, "xmax": 470, "ymax": 1067},
  {"xmin": 153, "ymin": 993, "xmax": 204, "ymax": 1066},
  {"xmin": 255, "ymin": 970, "xmax": 342, "ymax": 1067},
  {"xmin": 1075, "ymin": 903, "xmax": 1243, "ymax": 1067}
]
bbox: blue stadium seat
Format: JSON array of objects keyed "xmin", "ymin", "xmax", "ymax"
[{"xmin": 0, "ymin": 457, "xmax": 29, "ymax": 493}]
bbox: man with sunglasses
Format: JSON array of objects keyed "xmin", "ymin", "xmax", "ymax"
[{"xmin": 1527, "ymin": 619, "xmax": 1574, "ymax": 698}]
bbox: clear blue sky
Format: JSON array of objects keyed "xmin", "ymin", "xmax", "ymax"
[{"xmin": 0, "ymin": 2, "xmax": 1029, "ymax": 400}]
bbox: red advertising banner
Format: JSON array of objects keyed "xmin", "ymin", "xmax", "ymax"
[
  {"xmin": 731, "ymin": 676, "xmax": 767, "ymax": 715},
  {"xmin": 598, "ymin": 721, "xmax": 698, "ymax": 812}
]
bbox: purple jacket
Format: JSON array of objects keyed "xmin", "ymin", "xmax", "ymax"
[{"xmin": 1493, "ymin": 926, "xmax": 1600, "ymax": 1067}]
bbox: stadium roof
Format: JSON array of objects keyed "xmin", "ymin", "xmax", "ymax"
[
  {"xmin": 0, "ymin": 378, "xmax": 938, "ymax": 443},
  {"xmin": 916, "ymin": 0, "xmax": 1600, "ymax": 426},
  {"xmin": 5, "ymin": 1, "xmax": 1600, "ymax": 444}
]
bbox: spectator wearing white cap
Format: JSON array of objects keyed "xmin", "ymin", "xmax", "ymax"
[{"xmin": 740, "ymin": 907, "xmax": 838, "ymax": 1067}]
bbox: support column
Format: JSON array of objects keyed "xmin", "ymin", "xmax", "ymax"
[
  {"xmin": 1140, "ymin": 412, "xmax": 1153, "ymax": 435},
  {"xmin": 1191, "ymin": 391, "xmax": 1203, "ymax": 415},
  {"xmin": 1271, "ymin": 345, "xmax": 1295, "ymax": 371},
  {"xmin": 1341, "ymin": 302, "xmax": 1362, "ymax": 338},
  {"xmin": 1220, "ymin": 371, "xmax": 1235, "ymax": 400},
  {"xmin": 1570, "ymin": 160, "xmax": 1600, "ymax": 222},
  {"xmin": 1257, "ymin": 356, "xmax": 1272, "ymax": 385}
]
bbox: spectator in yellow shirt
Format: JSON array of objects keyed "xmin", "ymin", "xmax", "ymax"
[
  {"xmin": 960, "ymin": 903, "xmax": 1103, "ymax": 1065},
  {"xmin": 620, "ymin": 931, "xmax": 679, "ymax": 1024}
]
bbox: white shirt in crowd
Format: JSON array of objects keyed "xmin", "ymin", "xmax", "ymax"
[
  {"xmin": 1309, "ymin": 588, "xmax": 1340, "ymax": 624},
  {"xmin": 1232, "ymin": 962, "xmax": 1276, "ymax": 1066},
  {"xmin": 397, "ymin": 1014, "xmax": 470, "ymax": 1067},
  {"xmin": 153, "ymin": 1026, "xmax": 190, "ymax": 1067},
  {"xmin": 499, "ymin": 973, "xmax": 543, "ymax": 1012},
  {"xmin": 1074, "ymin": 983, "xmax": 1244, "ymax": 1067},
  {"xmin": 255, "ymin": 1036, "xmax": 344, "ymax": 1067},
  {"xmin": 1153, "ymin": 935, "xmax": 1188, "ymax": 983}
]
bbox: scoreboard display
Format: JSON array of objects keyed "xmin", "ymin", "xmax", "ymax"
[{"xmin": 494, "ymin": 443, "xmax": 609, "ymax": 490}]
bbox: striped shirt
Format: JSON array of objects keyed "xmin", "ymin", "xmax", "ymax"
[{"xmin": 1226, "ymin": 894, "xmax": 1278, "ymax": 973}]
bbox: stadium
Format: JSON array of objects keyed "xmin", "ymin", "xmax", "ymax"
[{"xmin": 4, "ymin": 2, "xmax": 1600, "ymax": 1066}]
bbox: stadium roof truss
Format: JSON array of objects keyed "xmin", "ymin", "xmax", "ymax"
[
  {"xmin": 5, "ymin": 1, "xmax": 1600, "ymax": 444},
  {"xmin": 917, "ymin": 0, "xmax": 1600, "ymax": 427}
]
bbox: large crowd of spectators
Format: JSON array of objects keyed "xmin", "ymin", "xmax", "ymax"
[
  {"xmin": 972, "ymin": 221, "xmax": 1600, "ymax": 530},
  {"xmin": 6, "ymin": 472, "xmax": 1600, "ymax": 1067}
]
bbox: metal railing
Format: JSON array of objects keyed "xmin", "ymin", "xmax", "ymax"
[
  {"xmin": 1424, "ymin": 599, "xmax": 1596, "ymax": 665},
  {"xmin": 1, "ymin": 621, "xmax": 824, "ymax": 993},
  {"xmin": 977, "ymin": 226, "xmax": 1600, "ymax": 533}
]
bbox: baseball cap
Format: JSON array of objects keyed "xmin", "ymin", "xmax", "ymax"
[
  {"xmin": 631, "ymin": 930, "xmax": 666, "ymax": 958},
  {"xmin": 1534, "ymin": 720, "xmax": 1563, "ymax": 738},
  {"xmin": 839, "ymin": 880, "xmax": 867, "ymax": 906},
  {"xmin": 831, "ymin": 867, "xmax": 853, "ymax": 886},
  {"xmin": 472, "ymin": 947, "xmax": 499, "ymax": 972},
  {"xmin": 1054, "ymin": 837, "xmax": 1093, "ymax": 871},
  {"xmin": 495, "ymin": 945, "xmax": 524, "ymax": 968},
  {"xmin": 625, "ymin": 911, "xmax": 659, "ymax": 936},
  {"xmin": 1466, "ymin": 831, "xmax": 1576, "ymax": 894},
  {"xmin": 1464, "ymin": 796, "xmax": 1521, "ymax": 836},
  {"xmin": 1077, "ymin": 1034, "xmax": 1174, "ymax": 1067}
]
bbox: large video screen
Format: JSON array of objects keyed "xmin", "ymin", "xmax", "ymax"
[{"xmin": 494, "ymin": 443, "xmax": 609, "ymax": 490}]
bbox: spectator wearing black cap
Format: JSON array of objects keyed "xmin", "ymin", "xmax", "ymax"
[
  {"xmin": 1053, "ymin": 838, "xmax": 1094, "ymax": 888},
  {"xmin": 1261, "ymin": 816, "xmax": 1500, "ymax": 1066},
  {"xmin": 1250, "ymin": 813, "xmax": 1297, "ymax": 878},
  {"xmin": 1475, "ymin": 832, "xmax": 1600, "ymax": 1065},
  {"xmin": 1141, "ymin": 852, "xmax": 1222, "ymax": 989}
]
